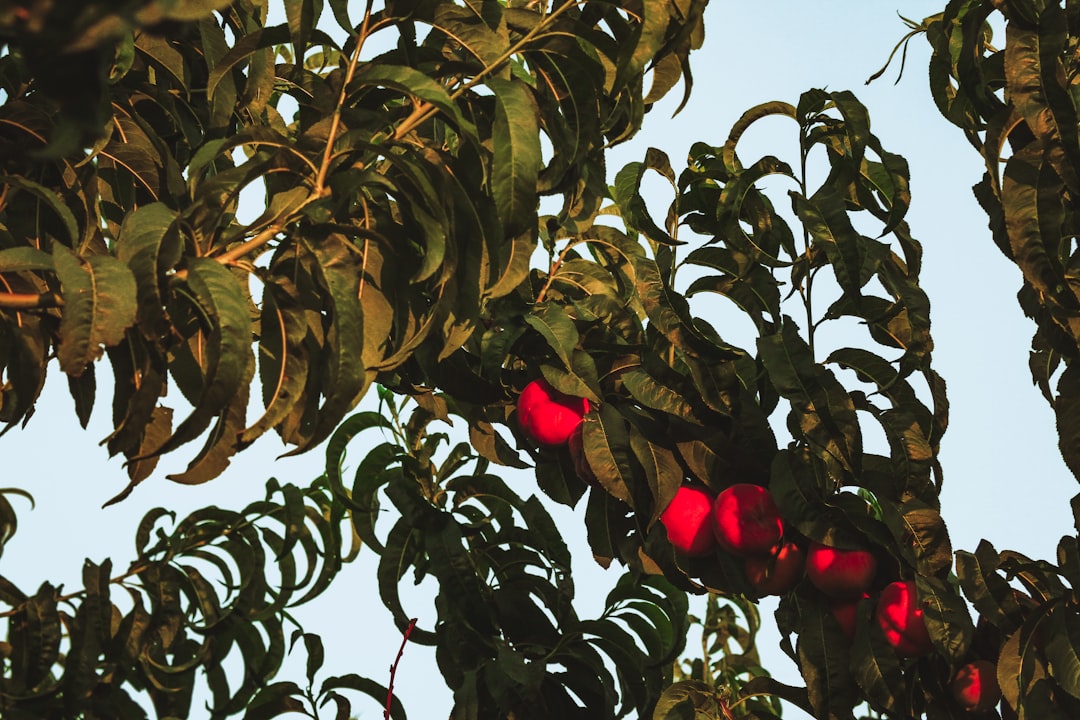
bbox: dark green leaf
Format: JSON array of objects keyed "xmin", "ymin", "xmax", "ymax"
[{"xmin": 53, "ymin": 246, "xmax": 138, "ymax": 376}]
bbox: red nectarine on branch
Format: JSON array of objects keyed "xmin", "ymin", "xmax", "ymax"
[
  {"xmin": 745, "ymin": 539, "xmax": 805, "ymax": 596},
  {"xmin": 660, "ymin": 485, "xmax": 717, "ymax": 556},
  {"xmin": 806, "ymin": 541, "xmax": 877, "ymax": 599},
  {"xmin": 951, "ymin": 660, "xmax": 1001, "ymax": 713},
  {"xmin": 711, "ymin": 483, "xmax": 783, "ymax": 556},
  {"xmin": 876, "ymin": 580, "xmax": 933, "ymax": 658},
  {"xmin": 517, "ymin": 378, "xmax": 590, "ymax": 447}
]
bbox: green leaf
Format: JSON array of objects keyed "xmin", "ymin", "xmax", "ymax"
[
  {"xmin": 722, "ymin": 101, "xmax": 797, "ymax": 172},
  {"xmin": 10, "ymin": 582, "xmax": 61, "ymax": 692},
  {"xmin": 324, "ymin": 410, "xmax": 395, "ymax": 502},
  {"xmin": 349, "ymin": 64, "xmax": 478, "ymax": 142},
  {"xmin": 148, "ymin": 258, "xmax": 250, "ymax": 462},
  {"xmin": 1044, "ymin": 605, "xmax": 1080, "ymax": 700},
  {"xmin": 525, "ymin": 304, "xmax": 580, "ymax": 374},
  {"xmin": 207, "ymin": 25, "xmax": 293, "ymax": 103},
  {"xmin": 758, "ymin": 319, "xmax": 861, "ymax": 476},
  {"xmin": 241, "ymin": 682, "xmax": 306, "ymax": 720},
  {"xmin": 67, "ymin": 364, "xmax": 95, "ymax": 429},
  {"xmin": 792, "ymin": 186, "xmax": 880, "ymax": 301},
  {"xmin": 488, "ymin": 78, "xmax": 541, "ymax": 237},
  {"xmin": 849, "ymin": 597, "xmax": 903, "ymax": 715},
  {"xmin": 881, "ymin": 499, "xmax": 952, "ymax": 576},
  {"xmin": 53, "ymin": 246, "xmax": 138, "ymax": 376},
  {"xmin": 1001, "ymin": 144, "xmax": 1070, "ymax": 330},
  {"xmin": 320, "ymin": 673, "xmax": 407, "ymax": 720},
  {"xmin": 484, "ymin": 227, "xmax": 535, "ymax": 300},
  {"xmin": 115, "ymin": 203, "xmax": 183, "ymax": 335},
  {"xmin": 287, "ymin": 231, "xmax": 371, "ymax": 454},
  {"xmin": 612, "ymin": 155, "xmax": 680, "ymax": 246},
  {"xmin": 650, "ymin": 679, "xmax": 721, "ymax": 719},
  {"xmin": 916, "ymin": 574, "xmax": 974, "ymax": 664},
  {"xmin": 0, "ymin": 175, "xmax": 79, "ymax": 245},
  {"xmin": 629, "ymin": 426, "xmax": 682, "ymax": 525},
  {"xmin": 0, "ymin": 247, "xmax": 54, "ymax": 273},
  {"xmin": 138, "ymin": 0, "xmax": 236, "ymax": 22},
  {"xmin": 1005, "ymin": 7, "xmax": 1080, "ymax": 194},
  {"xmin": 826, "ymin": 348, "xmax": 914, "ymax": 405},
  {"xmin": 168, "ymin": 348, "xmax": 254, "ymax": 485},
  {"xmin": 1056, "ymin": 363, "xmax": 1080, "ymax": 482},
  {"xmin": 582, "ymin": 405, "xmax": 635, "ymax": 507},
  {"xmin": 796, "ymin": 594, "xmax": 857, "ymax": 720},
  {"xmin": 242, "ymin": 275, "xmax": 308, "ymax": 447},
  {"xmin": 621, "ymin": 368, "xmax": 697, "ymax": 422}
]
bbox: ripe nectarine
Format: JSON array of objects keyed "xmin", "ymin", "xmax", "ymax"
[
  {"xmin": 745, "ymin": 540, "xmax": 805, "ymax": 596},
  {"xmin": 712, "ymin": 484, "xmax": 783, "ymax": 556},
  {"xmin": 876, "ymin": 580, "xmax": 932, "ymax": 657},
  {"xmin": 517, "ymin": 378, "xmax": 590, "ymax": 446},
  {"xmin": 806, "ymin": 541, "xmax": 877, "ymax": 599},
  {"xmin": 660, "ymin": 485, "xmax": 716, "ymax": 556},
  {"xmin": 951, "ymin": 660, "xmax": 1001, "ymax": 713}
]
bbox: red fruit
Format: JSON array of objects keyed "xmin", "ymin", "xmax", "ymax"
[
  {"xmin": 517, "ymin": 379, "xmax": 590, "ymax": 446},
  {"xmin": 951, "ymin": 660, "xmax": 1001, "ymax": 713},
  {"xmin": 711, "ymin": 484, "xmax": 783, "ymax": 556},
  {"xmin": 745, "ymin": 540, "xmax": 805, "ymax": 596},
  {"xmin": 876, "ymin": 580, "xmax": 933, "ymax": 657},
  {"xmin": 829, "ymin": 593, "xmax": 870, "ymax": 640},
  {"xmin": 660, "ymin": 486, "xmax": 717, "ymax": 556},
  {"xmin": 806, "ymin": 542, "xmax": 877, "ymax": 599}
]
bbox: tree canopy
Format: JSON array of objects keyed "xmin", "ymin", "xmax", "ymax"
[{"xmin": 1, "ymin": 0, "xmax": 1079, "ymax": 719}]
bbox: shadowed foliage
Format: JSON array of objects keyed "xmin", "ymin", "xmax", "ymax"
[{"xmin": 1, "ymin": 0, "xmax": 1080, "ymax": 719}]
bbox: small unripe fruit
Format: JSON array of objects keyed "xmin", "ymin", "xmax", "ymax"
[
  {"xmin": 745, "ymin": 540, "xmax": 805, "ymax": 596},
  {"xmin": 876, "ymin": 580, "xmax": 932, "ymax": 657},
  {"xmin": 711, "ymin": 484, "xmax": 783, "ymax": 556},
  {"xmin": 660, "ymin": 485, "xmax": 717, "ymax": 556},
  {"xmin": 517, "ymin": 379, "xmax": 590, "ymax": 446},
  {"xmin": 951, "ymin": 660, "xmax": 1001, "ymax": 713},
  {"xmin": 806, "ymin": 542, "xmax": 877, "ymax": 599}
]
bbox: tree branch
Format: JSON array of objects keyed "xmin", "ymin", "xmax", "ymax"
[
  {"xmin": 315, "ymin": 0, "xmax": 378, "ymax": 194},
  {"xmin": 0, "ymin": 292, "xmax": 63, "ymax": 309}
]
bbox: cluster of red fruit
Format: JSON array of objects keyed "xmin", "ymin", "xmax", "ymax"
[
  {"xmin": 660, "ymin": 479, "xmax": 943, "ymax": 659},
  {"xmin": 516, "ymin": 380, "xmax": 1001, "ymax": 712}
]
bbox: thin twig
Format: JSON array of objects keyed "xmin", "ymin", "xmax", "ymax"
[{"xmin": 385, "ymin": 618, "xmax": 417, "ymax": 720}]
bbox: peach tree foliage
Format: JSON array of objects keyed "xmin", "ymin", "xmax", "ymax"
[{"xmin": 0, "ymin": 1, "xmax": 1077, "ymax": 720}]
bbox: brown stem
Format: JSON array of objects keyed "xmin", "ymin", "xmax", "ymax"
[
  {"xmin": 0, "ymin": 291, "xmax": 63, "ymax": 309},
  {"xmin": 315, "ymin": 0, "xmax": 377, "ymax": 194},
  {"xmin": 385, "ymin": 618, "xmax": 417, "ymax": 720},
  {"xmin": 212, "ymin": 223, "xmax": 286, "ymax": 266}
]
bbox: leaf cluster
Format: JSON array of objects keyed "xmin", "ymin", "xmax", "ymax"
[
  {"xmin": 0, "ymin": 0, "xmax": 705, "ymax": 490},
  {"xmin": 0, "ymin": 479, "xmax": 359, "ymax": 718},
  {"xmin": 918, "ymin": 0, "xmax": 1080, "ymax": 482}
]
